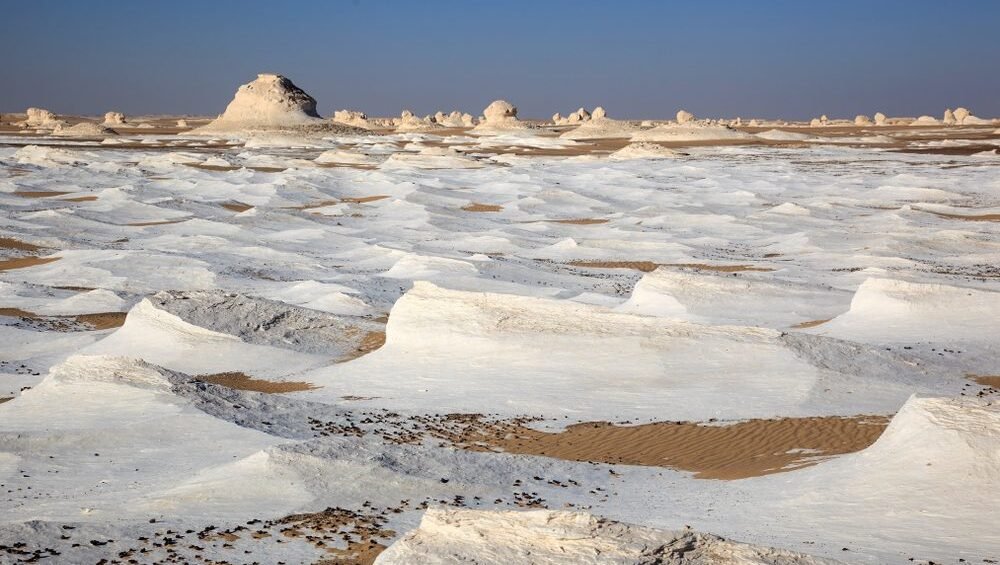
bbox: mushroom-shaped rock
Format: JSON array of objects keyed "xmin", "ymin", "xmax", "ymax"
[
  {"xmin": 676, "ymin": 110, "xmax": 695, "ymax": 124},
  {"xmin": 874, "ymin": 112, "xmax": 887, "ymax": 126}
]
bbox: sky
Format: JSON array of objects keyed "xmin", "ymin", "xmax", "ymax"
[{"xmin": 2, "ymin": 0, "xmax": 999, "ymax": 120}]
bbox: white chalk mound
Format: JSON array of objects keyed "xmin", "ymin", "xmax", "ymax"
[
  {"xmin": 332, "ymin": 109, "xmax": 372, "ymax": 129},
  {"xmin": 676, "ymin": 109, "xmax": 695, "ymax": 124},
  {"xmin": 51, "ymin": 122, "xmax": 118, "ymax": 137},
  {"xmin": 473, "ymin": 99, "xmax": 529, "ymax": 132},
  {"xmin": 376, "ymin": 508, "xmax": 838, "ymax": 564},
  {"xmin": 632, "ymin": 122, "xmax": 752, "ymax": 142},
  {"xmin": 191, "ymin": 74, "xmax": 351, "ymax": 135},
  {"xmin": 102, "ymin": 111, "xmax": 127, "ymax": 126},
  {"xmin": 609, "ymin": 141, "xmax": 682, "ymax": 160},
  {"xmin": 18, "ymin": 107, "xmax": 65, "ymax": 128},
  {"xmin": 394, "ymin": 109, "xmax": 440, "ymax": 132},
  {"xmin": 561, "ymin": 107, "xmax": 639, "ymax": 140}
]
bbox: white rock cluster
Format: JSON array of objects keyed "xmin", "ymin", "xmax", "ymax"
[
  {"xmin": 17, "ymin": 107, "xmax": 65, "ymax": 129},
  {"xmin": 102, "ymin": 111, "xmax": 127, "ymax": 126},
  {"xmin": 560, "ymin": 106, "xmax": 639, "ymax": 139},
  {"xmin": 332, "ymin": 109, "xmax": 372, "ymax": 129},
  {"xmin": 472, "ymin": 100, "xmax": 529, "ymax": 132},
  {"xmin": 432, "ymin": 110, "xmax": 475, "ymax": 127},
  {"xmin": 393, "ymin": 110, "xmax": 439, "ymax": 132}
]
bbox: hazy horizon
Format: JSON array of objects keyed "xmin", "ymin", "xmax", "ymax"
[{"xmin": 2, "ymin": 0, "xmax": 999, "ymax": 120}]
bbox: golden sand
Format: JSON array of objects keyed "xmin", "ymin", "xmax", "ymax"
[
  {"xmin": 969, "ymin": 375, "xmax": 1000, "ymax": 388},
  {"xmin": 0, "ymin": 256, "xmax": 60, "ymax": 271},
  {"xmin": 0, "ymin": 237, "xmax": 42, "ymax": 252},
  {"xmin": 221, "ymin": 202, "xmax": 254, "ymax": 212},
  {"xmin": 341, "ymin": 195, "xmax": 390, "ymax": 204},
  {"xmin": 462, "ymin": 203, "xmax": 503, "ymax": 212},
  {"xmin": 569, "ymin": 260, "xmax": 659, "ymax": 272},
  {"xmin": 792, "ymin": 318, "xmax": 832, "ymax": 329},
  {"xmin": 197, "ymin": 372, "xmax": 318, "ymax": 393},
  {"xmin": 12, "ymin": 190, "xmax": 72, "ymax": 198},
  {"xmin": 549, "ymin": 218, "xmax": 609, "ymax": 225},
  {"xmin": 483, "ymin": 416, "xmax": 888, "ymax": 480},
  {"xmin": 0, "ymin": 307, "xmax": 126, "ymax": 331}
]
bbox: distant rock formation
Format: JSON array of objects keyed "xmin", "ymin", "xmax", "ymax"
[
  {"xmin": 332, "ymin": 109, "xmax": 372, "ymax": 129},
  {"xmin": 943, "ymin": 108, "xmax": 957, "ymax": 125},
  {"xmin": 432, "ymin": 110, "xmax": 474, "ymax": 128},
  {"xmin": 176, "ymin": 119, "xmax": 189, "ymax": 128},
  {"xmin": 472, "ymin": 100, "xmax": 529, "ymax": 132},
  {"xmin": 676, "ymin": 109, "xmax": 695, "ymax": 124},
  {"xmin": 873, "ymin": 112, "xmax": 887, "ymax": 126},
  {"xmin": 394, "ymin": 109, "xmax": 440, "ymax": 132},
  {"xmin": 953, "ymin": 107, "xmax": 970, "ymax": 123},
  {"xmin": 18, "ymin": 107, "xmax": 64, "ymax": 128},
  {"xmin": 854, "ymin": 114, "xmax": 872, "ymax": 126},
  {"xmin": 102, "ymin": 112, "xmax": 127, "ymax": 126},
  {"xmin": 51, "ymin": 122, "xmax": 118, "ymax": 137},
  {"xmin": 560, "ymin": 106, "xmax": 639, "ymax": 140}
]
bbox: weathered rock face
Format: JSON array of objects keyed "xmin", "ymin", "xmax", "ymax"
[
  {"xmin": 676, "ymin": 109, "xmax": 695, "ymax": 124},
  {"xmin": 953, "ymin": 107, "xmax": 970, "ymax": 123},
  {"xmin": 943, "ymin": 108, "xmax": 956, "ymax": 125},
  {"xmin": 874, "ymin": 112, "xmax": 887, "ymax": 125},
  {"xmin": 394, "ymin": 109, "xmax": 439, "ymax": 132},
  {"xmin": 102, "ymin": 112, "xmax": 127, "ymax": 126}
]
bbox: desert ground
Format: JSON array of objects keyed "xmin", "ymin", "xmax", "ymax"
[{"xmin": 1, "ymin": 75, "xmax": 999, "ymax": 564}]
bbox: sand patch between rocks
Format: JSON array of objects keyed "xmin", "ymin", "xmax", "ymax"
[
  {"xmin": 221, "ymin": 202, "xmax": 254, "ymax": 212},
  {"xmin": 462, "ymin": 203, "xmax": 503, "ymax": 212},
  {"xmin": 483, "ymin": 415, "xmax": 888, "ymax": 480},
  {"xmin": 197, "ymin": 372, "xmax": 319, "ymax": 393},
  {"xmin": 0, "ymin": 256, "xmax": 60, "ymax": 271},
  {"xmin": 548, "ymin": 218, "xmax": 609, "ymax": 225},
  {"xmin": 0, "ymin": 307, "xmax": 126, "ymax": 331},
  {"xmin": 969, "ymin": 375, "xmax": 1000, "ymax": 388},
  {"xmin": 0, "ymin": 237, "xmax": 43, "ymax": 252},
  {"xmin": 791, "ymin": 319, "xmax": 832, "ymax": 329}
]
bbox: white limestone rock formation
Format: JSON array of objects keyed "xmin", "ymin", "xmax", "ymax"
[
  {"xmin": 332, "ymin": 109, "xmax": 372, "ymax": 129},
  {"xmin": 51, "ymin": 122, "xmax": 118, "ymax": 137},
  {"xmin": 953, "ymin": 107, "xmax": 970, "ymax": 123},
  {"xmin": 632, "ymin": 122, "xmax": 752, "ymax": 142},
  {"xmin": 394, "ymin": 109, "xmax": 440, "ymax": 132},
  {"xmin": 854, "ymin": 114, "xmax": 872, "ymax": 126},
  {"xmin": 676, "ymin": 109, "xmax": 695, "ymax": 124},
  {"xmin": 943, "ymin": 108, "xmax": 957, "ymax": 125},
  {"xmin": 873, "ymin": 112, "xmax": 887, "ymax": 126},
  {"xmin": 560, "ymin": 107, "xmax": 639, "ymax": 140},
  {"xmin": 433, "ymin": 110, "xmax": 471, "ymax": 128},
  {"xmin": 102, "ymin": 111, "xmax": 127, "ymax": 126},
  {"xmin": 190, "ymin": 74, "xmax": 359, "ymax": 136},
  {"xmin": 609, "ymin": 141, "xmax": 683, "ymax": 160},
  {"xmin": 176, "ymin": 119, "xmax": 189, "ymax": 128},
  {"xmin": 473, "ymin": 99, "xmax": 530, "ymax": 132},
  {"xmin": 912, "ymin": 115, "xmax": 939, "ymax": 125},
  {"xmin": 376, "ymin": 508, "xmax": 839, "ymax": 564},
  {"xmin": 18, "ymin": 107, "xmax": 65, "ymax": 129}
]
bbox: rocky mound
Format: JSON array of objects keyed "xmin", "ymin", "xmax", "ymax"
[
  {"xmin": 102, "ymin": 111, "xmax": 127, "ymax": 126},
  {"xmin": 191, "ymin": 73, "xmax": 364, "ymax": 136},
  {"xmin": 561, "ymin": 107, "xmax": 639, "ymax": 140},
  {"xmin": 609, "ymin": 141, "xmax": 683, "ymax": 159},
  {"xmin": 332, "ymin": 109, "xmax": 373, "ymax": 129},
  {"xmin": 376, "ymin": 508, "xmax": 839, "ymax": 564},
  {"xmin": 51, "ymin": 122, "xmax": 118, "ymax": 137},
  {"xmin": 473, "ymin": 99, "xmax": 530, "ymax": 132},
  {"xmin": 393, "ymin": 110, "xmax": 441, "ymax": 132},
  {"xmin": 17, "ymin": 107, "xmax": 65, "ymax": 128}
]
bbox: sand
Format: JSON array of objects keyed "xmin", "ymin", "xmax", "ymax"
[
  {"xmin": 485, "ymin": 416, "xmax": 888, "ymax": 480},
  {"xmin": 461, "ymin": 203, "xmax": 503, "ymax": 212},
  {"xmin": 220, "ymin": 202, "xmax": 254, "ymax": 212},
  {"xmin": 548, "ymin": 218, "xmax": 609, "ymax": 225},
  {"xmin": 791, "ymin": 319, "xmax": 832, "ymax": 329},
  {"xmin": 196, "ymin": 372, "xmax": 318, "ymax": 393},
  {"xmin": 0, "ymin": 256, "xmax": 60, "ymax": 271},
  {"xmin": 568, "ymin": 261, "xmax": 773, "ymax": 273},
  {"xmin": 0, "ymin": 237, "xmax": 42, "ymax": 252},
  {"xmin": 969, "ymin": 375, "xmax": 1000, "ymax": 388},
  {"xmin": 13, "ymin": 190, "xmax": 73, "ymax": 198},
  {"xmin": 0, "ymin": 307, "xmax": 126, "ymax": 331}
]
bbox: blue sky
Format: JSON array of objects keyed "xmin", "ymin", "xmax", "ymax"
[{"xmin": 2, "ymin": 0, "xmax": 998, "ymax": 119}]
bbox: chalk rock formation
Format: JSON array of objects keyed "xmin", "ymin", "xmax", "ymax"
[
  {"xmin": 961, "ymin": 114, "xmax": 991, "ymax": 125},
  {"xmin": 953, "ymin": 107, "xmax": 970, "ymax": 123},
  {"xmin": 102, "ymin": 112, "xmax": 127, "ymax": 126},
  {"xmin": 809, "ymin": 118, "xmax": 822, "ymax": 127},
  {"xmin": 854, "ymin": 114, "xmax": 872, "ymax": 126},
  {"xmin": 873, "ymin": 112, "xmax": 887, "ymax": 126},
  {"xmin": 377, "ymin": 508, "xmax": 838, "ymax": 564},
  {"xmin": 394, "ymin": 110, "xmax": 440, "ymax": 132},
  {"xmin": 191, "ymin": 74, "xmax": 346, "ymax": 135},
  {"xmin": 560, "ymin": 107, "xmax": 639, "ymax": 140},
  {"xmin": 912, "ymin": 115, "xmax": 939, "ymax": 125},
  {"xmin": 51, "ymin": 122, "xmax": 118, "ymax": 137},
  {"xmin": 176, "ymin": 119, "xmax": 189, "ymax": 128},
  {"xmin": 943, "ymin": 108, "xmax": 956, "ymax": 125},
  {"xmin": 551, "ymin": 112, "xmax": 562, "ymax": 124},
  {"xmin": 432, "ymin": 110, "xmax": 472, "ymax": 128},
  {"xmin": 18, "ymin": 107, "xmax": 64, "ymax": 128},
  {"xmin": 676, "ymin": 109, "xmax": 695, "ymax": 124},
  {"xmin": 473, "ymin": 100, "xmax": 529, "ymax": 132},
  {"xmin": 332, "ymin": 109, "xmax": 372, "ymax": 129},
  {"xmin": 633, "ymin": 122, "xmax": 752, "ymax": 142},
  {"xmin": 610, "ymin": 141, "xmax": 683, "ymax": 160},
  {"xmin": 748, "ymin": 119, "xmax": 760, "ymax": 127}
]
